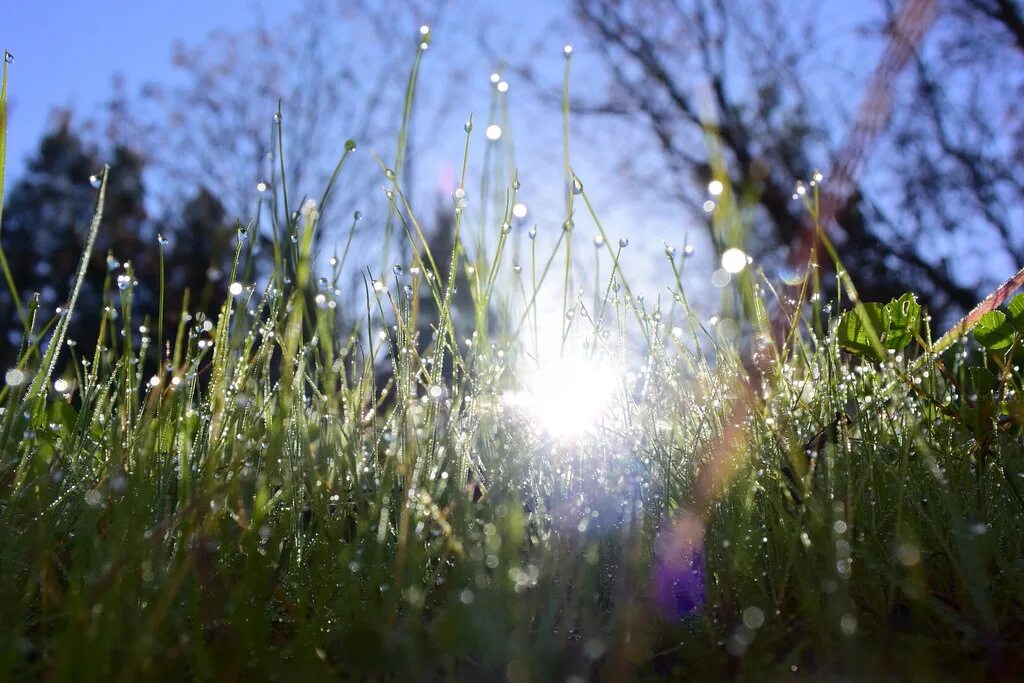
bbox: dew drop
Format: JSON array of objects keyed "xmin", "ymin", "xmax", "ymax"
[
  {"xmin": 89, "ymin": 174, "xmax": 101, "ymax": 189},
  {"xmin": 116, "ymin": 274, "xmax": 132, "ymax": 291},
  {"xmin": 711, "ymin": 268, "xmax": 731, "ymax": 288},
  {"xmin": 721, "ymin": 247, "xmax": 748, "ymax": 274}
]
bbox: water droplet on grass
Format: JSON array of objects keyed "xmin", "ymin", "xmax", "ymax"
[
  {"xmin": 711, "ymin": 269, "xmax": 731, "ymax": 288},
  {"xmin": 721, "ymin": 248, "xmax": 748, "ymax": 274}
]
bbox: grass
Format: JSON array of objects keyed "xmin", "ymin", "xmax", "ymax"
[{"xmin": 1, "ymin": 39, "xmax": 1024, "ymax": 681}]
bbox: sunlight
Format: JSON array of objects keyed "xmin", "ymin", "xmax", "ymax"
[{"xmin": 512, "ymin": 354, "xmax": 620, "ymax": 439}]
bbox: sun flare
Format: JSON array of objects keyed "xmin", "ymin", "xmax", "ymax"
[{"xmin": 509, "ymin": 354, "xmax": 620, "ymax": 439}]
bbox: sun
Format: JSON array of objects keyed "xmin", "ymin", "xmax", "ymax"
[{"xmin": 510, "ymin": 353, "xmax": 620, "ymax": 440}]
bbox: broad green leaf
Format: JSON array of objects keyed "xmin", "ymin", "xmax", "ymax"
[
  {"xmin": 974, "ymin": 310, "xmax": 1013, "ymax": 350},
  {"xmin": 884, "ymin": 293, "xmax": 920, "ymax": 350},
  {"xmin": 837, "ymin": 303, "xmax": 887, "ymax": 358},
  {"xmin": 1007, "ymin": 293, "xmax": 1024, "ymax": 334}
]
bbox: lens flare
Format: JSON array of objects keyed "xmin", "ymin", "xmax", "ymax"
[{"xmin": 512, "ymin": 354, "xmax": 619, "ymax": 439}]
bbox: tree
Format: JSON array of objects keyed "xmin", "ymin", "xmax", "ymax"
[
  {"xmin": 108, "ymin": 0, "xmax": 454, "ymax": 250},
  {"xmin": 0, "ymin": 115, "xmax": 246, "ymax": 369},
  {"xmin": 0, "ymin": 115, "xmax": 111, "ymax": 365},
  {"xmin": 152, "ymin": 188, "xmax": 239, "ymax": 338},
  {"xmin": 569, "ymin": 0, "xmax": 1019, "ymax": 321},
  {"xmin": 877, "ymin": 0, "xmax": 1024, "ymax": 298}
]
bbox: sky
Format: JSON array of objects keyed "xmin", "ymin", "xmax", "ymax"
[
  {"xmin": 7, "ymin": 0, "xmax": 973, "ymax": 335},
  {"xmin": 3, "ymin": 0, "xmax": 677, "ymax": 338},
  {"xmin": 3, "ymin": 0, "xmax": 293, "ymax": 179}
]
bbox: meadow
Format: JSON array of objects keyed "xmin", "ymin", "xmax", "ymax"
[{"xmin": 1, "ymin": 43, "xmax": 1023, "ymax": 681}]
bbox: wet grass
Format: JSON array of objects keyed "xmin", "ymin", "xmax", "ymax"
[{"xmin": 1, "ymin": 39, "xmax": 1024, "ymax": 681}]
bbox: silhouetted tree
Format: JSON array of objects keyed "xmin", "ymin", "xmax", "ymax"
[
  {"xmin": 0, "ymin": 116, "xmax": 251, "ymax": 369},
  {"xmin": 0, "ymin": 116, "xmax": 131, "ymax": 365},
  {"xmin": 569, "ymin": 0, "xmax": 1019, "ymax": 320},
  {"xmin": 152, "ymin": 188, "xmax": 238, "ymax": 337}
]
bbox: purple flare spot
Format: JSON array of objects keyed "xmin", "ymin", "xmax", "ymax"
[{"xmin": 652, "ymin": 513, "xmax": 707, "ymax": 619}]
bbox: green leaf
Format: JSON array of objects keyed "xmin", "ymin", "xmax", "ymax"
[
  {"xmin": 1007, "ymin": 293, "xmax": 1024, "ymax": 335},
  {"xmin": 837, "ymin": 303, "xmax": 887, "ymax": 358},
  {"xmin": 974, "ymin": 310, "xmax": 1013, "ymax": 350},
  {"xmin": 884, "ymin": 293, "xmax": 920, "ymax": 350}
]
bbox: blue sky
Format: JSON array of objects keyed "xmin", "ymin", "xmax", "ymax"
[
  {"xmin": 3, "ymin": 0, "xmax": 293, "ymax": 178},
  {"xmin": 4, "ymin": 1, "xmax": 929, "ymax": 328}
]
